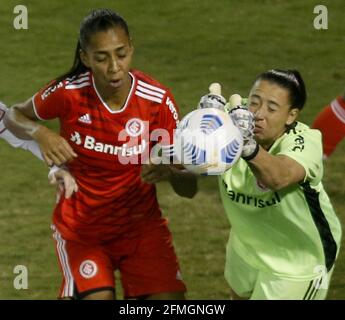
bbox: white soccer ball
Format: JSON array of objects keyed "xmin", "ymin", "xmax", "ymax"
[{"xmin": 174, "ymin": 108, "xmax": 243, "ymax": 175}]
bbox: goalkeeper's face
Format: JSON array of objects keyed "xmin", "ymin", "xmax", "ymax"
[{"xmin": 248, "ymin": 80, "xmax": 299, "ymax": 149}]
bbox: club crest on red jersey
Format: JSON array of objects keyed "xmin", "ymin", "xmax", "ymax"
[
  {"xmin": 125, "ymin": 118, "xmax": 144, "ymax": 137},
  {"xmin": 79, "ymin": 260, "xmax": 98, "ymax": 279}
]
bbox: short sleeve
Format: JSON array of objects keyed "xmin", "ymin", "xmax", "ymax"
[
  {"xmin": 32, "ymin": 80, "xmax": 66, "ymax": 120},
  {"xmin": 278, "ymin": 128, "xmax": 323, "ymax": 185},
  {"xmin": 159, "ymin": 89, "xmax": 180, "ymax": 144}
]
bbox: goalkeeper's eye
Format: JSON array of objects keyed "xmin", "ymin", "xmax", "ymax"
[
  {"xmin": 249, "ymin": 101, "xmax": 259, "ymax": 108},
  {"xmin": 267, "ymin": 106, "xmax": 277, "ymax": 113},
  {"xmin": 267, "ymin": 102, "xmax": 279, "ymax": 113}
]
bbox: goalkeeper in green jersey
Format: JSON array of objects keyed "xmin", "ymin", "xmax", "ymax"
[{"xmin": 198, "ymin": 69, "xmax": 342, "ymax": 300}]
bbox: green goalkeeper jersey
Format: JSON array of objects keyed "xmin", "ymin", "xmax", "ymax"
[{"xmin": 219, "ymin": 122, "xmax": 342, "ymax": 277}]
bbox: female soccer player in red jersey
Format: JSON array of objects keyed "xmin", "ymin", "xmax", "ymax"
[
  {"xmin": 312, "ymin": 91, "xmax": 345, "ymax": 158},
  {"xmin": 5, "ymin": 9, "xmax": 197, "ymax": 300}
]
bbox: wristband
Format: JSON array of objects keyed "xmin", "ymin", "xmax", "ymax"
[{"xmin": 242, "ymin": 143, "xmax": 260, "ymax": 161}]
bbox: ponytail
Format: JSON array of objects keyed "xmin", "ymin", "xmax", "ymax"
[{"xmin": 54, "ymin": 40, "xmax": 89, "ymax": 83}]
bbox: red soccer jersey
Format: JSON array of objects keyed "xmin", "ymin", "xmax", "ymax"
[{"xmin": 33, "ymin": 70, "xmax": 180, "ymax": 243}]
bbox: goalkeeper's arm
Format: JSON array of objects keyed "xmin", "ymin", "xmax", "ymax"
[{"xmin": 226, "ymin": 94, "xmax": 305, "ymax": 191}]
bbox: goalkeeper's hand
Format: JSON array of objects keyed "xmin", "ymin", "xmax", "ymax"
[
  {"xmin": 227, "ymin": 94, "xmax": 259, "ymax": 161},
  {"xmin": 197, "ymin": 83, "xmax": 226, "ymax": 110}
]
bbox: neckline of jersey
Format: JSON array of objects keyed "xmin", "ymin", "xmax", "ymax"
[{"xmin": 91, "ymin": 72, "xmax": 135, "ymax": 115}]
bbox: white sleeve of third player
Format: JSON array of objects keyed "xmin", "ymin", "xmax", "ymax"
[{"xmin": 0, "ymin": 102, "xmax": 43, "ymax": 161}]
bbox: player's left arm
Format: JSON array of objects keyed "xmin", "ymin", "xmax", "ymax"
[
  {"xmin": 141, "ymin": 163, "xmax": 197, "ymax": 198},
  {"xmin": 141, "ymin": 89, "xmax": 197, "ymax": 198},
  {"xmin": 168, "ymin": 164, "xmax": 198, "ymax": 198}
]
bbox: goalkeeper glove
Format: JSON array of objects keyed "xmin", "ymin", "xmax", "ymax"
[
  {"xmin": 227, "ymin": 94, "xmax": 259, "ymax": 161},
  {"xmin": 197, "ymin": 83, "xmax": 226, "ymax": 110}
]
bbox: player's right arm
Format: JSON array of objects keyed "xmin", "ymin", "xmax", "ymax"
[
  {"xmin": 2, "ymin": 101, "xmax": 78, "ymax": 198},
  {"xmin": 227, "ymin": 94, "xmax": 306, "ymax": 191},
  {"xmin": 4, "ymin": 93, "xmax": 77, "ymax": 166}
]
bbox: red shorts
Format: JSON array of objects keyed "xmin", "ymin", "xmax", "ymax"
[{"xmin": 51, "ymin": 218, "xmax": 186, "ymax": 299}]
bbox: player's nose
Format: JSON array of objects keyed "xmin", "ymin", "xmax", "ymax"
[
  {"xmin": 254, "ymin": 103, "xmax": 270, "ymax": 120},
  {"xmin": 109, "ymin": 58, "xmax": 120, "ymax": 73},
  {"xmin": 254, "ymin": 108, "xmax": 264, "ymax": 120}
]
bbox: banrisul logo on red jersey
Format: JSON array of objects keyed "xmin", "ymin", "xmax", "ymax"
[
  {"xmin": 69, "ymin": 118, "xmax": 176, "ymax": 165},
  {"xmin": 70, "ymin": 128, "xmax": 148, "ymax": 164}
]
